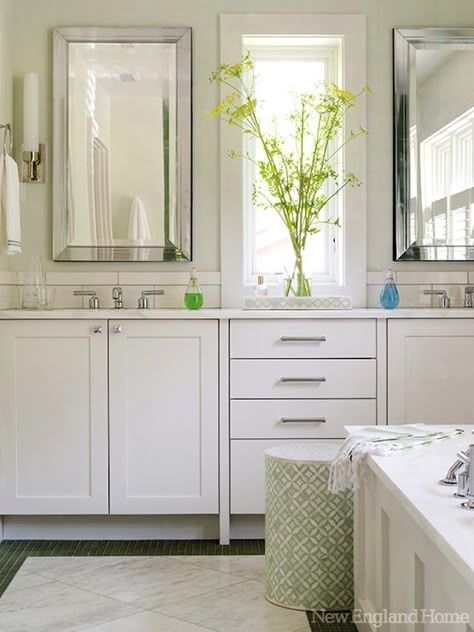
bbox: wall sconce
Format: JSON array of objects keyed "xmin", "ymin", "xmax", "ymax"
[{"xmin": 22, "ymin": 73, "xmax": 45, "ymax": 183}]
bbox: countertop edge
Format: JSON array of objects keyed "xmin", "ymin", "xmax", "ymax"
[{"xmin": 2, "ymin": 307, "xmax": 474, "ymax": 319}]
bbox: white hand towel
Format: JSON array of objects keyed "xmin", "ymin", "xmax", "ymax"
[
  {"xmin": 0, "ymin": 153, "xmax": 21, "ymax": 254},
  {"xmin": 128, "ymin": 195, "xmax": 152, "ymax": 241},
  {"xmin": 328, "ymin": 424, "xmax": 464, "ymax": 494}
]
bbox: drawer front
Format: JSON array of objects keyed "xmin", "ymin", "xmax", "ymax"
[
  {"xmin": 231, "ymin": 399, "xmax": 376, "ymax": 439},
  {"xmin": 231, "ymin": 439, "xmax": 342, "ymax": 514},
  {"xmin": 231, "ymin": 359, "xmax": 376, "ymax": 399},
  {"xmin": 230, "ymin": 319, "xmax": 376, "ymax": 359}
]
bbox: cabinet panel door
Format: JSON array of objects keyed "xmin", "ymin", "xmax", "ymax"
[
  {"xmin": 231, "ymin": 439, "xmax": 342, "ymax": 513},
  {"xmin": 109, "ymin": 320, "xmax": 218, "ymax": 514},
  {"xmin": 0, "ymin": 320, "xmax": 108, "ymax": 514},
  {"xmin": 388, "ymin": 319, "xmax": 474, "ymax": 424}
]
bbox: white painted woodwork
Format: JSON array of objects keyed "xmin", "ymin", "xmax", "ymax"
[
  {"xmin": 231, "ymin": 359, "xmax": 376, "ymax": 399},
  {"xmin": 218, "ymin": 319, "xmax": 231, "ymax": 544},
  {"xmin": 388, "ymin": 319, "xmax": 474, "ymax": 424},
  {"xmin": 355, "ymin": 465, "xmax": 474, "ymax": 632},
  {"xmin": 231, "ymin": 439, "xmax": 342, "ymax": 514},
  {"xmin": 109, "ymin": 320, "xmax": 219, "ymax": 514},
  {"xmin": 231, "ymin": 399, "xmax": 376, "ymax": 439},
  {"xmin": 230, "ymin": 319, "xmax": 376, "ymax": 358},
  {"xmin": 0, "ymin": 320, "xmax": 108, "ymax": 514}
]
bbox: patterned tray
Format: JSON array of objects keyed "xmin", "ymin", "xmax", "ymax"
[{"xmin": 243, "ymin": 295, "xmax": 352, "ymax": 310}]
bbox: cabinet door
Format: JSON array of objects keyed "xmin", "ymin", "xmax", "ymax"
[
  {"xmin": 109, "ymin": 320, "xmax": 218, "ymax": 514},
  {"xmin": 0, "ymin": 320, "xmax": 108, "ymax": 514},
  {"xmin": 388, "ymin": 319, "xmax": 474, "ymax": 424}
]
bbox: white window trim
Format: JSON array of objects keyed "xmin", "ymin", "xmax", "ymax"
[{"xmin": 218, "ymin": 14, "xmax": 367, "ymax": 307}]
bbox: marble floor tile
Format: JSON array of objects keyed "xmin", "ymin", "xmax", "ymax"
[
  {"xmin": 75, "ymin": 610, "xmax": 208, "ymax": 631},
  {"xmin": 170, "ymin": 555, "xmax": 266, "ymax": 581},
  {"xmin": 0, "ymin": 579, "xmax": 141, "ymax": 632},
  {"xmin": 154, "ymin": 578, "xmax": 308, "ymax": 632},
  {"xmin": 3, "ymin": 570, "xmax": 52, "ymax": 592},
  {"xmin": 22, "ymin": 556, "xmax": 246, "ymax": 610}
]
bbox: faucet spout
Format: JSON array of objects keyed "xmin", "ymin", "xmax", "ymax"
[
  {"xmin": 439, "ymin": 458, "xmax": 464, "ymax": 485},
  {"xmin": 112, "ymin": 286, "xmax": 124, "ymax": 309}
]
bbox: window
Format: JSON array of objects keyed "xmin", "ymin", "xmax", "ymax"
[
  {"xmin": 243, "ymin": 37, "xmax": 343, "ymax": 286},
  {"xmin": 420, "ymin": 107, "xmax": 474, "ymax": 247},
  {"xmin": 219, "ymin": 15, "xmax": 366, "ymax": 307}
]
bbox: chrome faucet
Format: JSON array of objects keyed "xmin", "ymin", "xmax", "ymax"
[
  {"xmin": 137, "ymin": 289, "xmax": 165, "ymax": 309},
  {"xmin": 439, "ymin": 457, "xmax": 465, "ymax": 486},
  {"xmin": 464, "ymin": 286, "xmax": 474, "ymax": 308},
  {"xmin": 112, "ymin": 286, "xmax": 124, "ymax": 309},
  {"xmin": 73, "ymin": 290, "xmax": 100, "ymax": 309},
  {"xmin": 460, "ymin": 445, "xmax": 474, "ymax": 510},
  {"xmin": 424, "ymin": 288, "xmax": 450, "ymax": 308}
]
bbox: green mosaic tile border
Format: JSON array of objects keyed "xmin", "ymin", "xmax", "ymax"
[
  {"xmin": 0, "ymin": 539, "xmax": 356, "ymax": 631},
  {"xmin": 0, "ymin": 539, "xmax": 264, "ymax": 597}
]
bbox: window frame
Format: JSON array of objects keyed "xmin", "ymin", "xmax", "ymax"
[
  {"xmin": 243, "ymin": 40, "xmax": 342, "ymax": 287},
  {"xmin": 218, "ymin": 14, "xmax": 367, "ymax": 307}
]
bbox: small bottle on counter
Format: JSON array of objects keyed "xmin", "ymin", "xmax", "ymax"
[
  {"xmin": 184, "ymin": 268, "xmax": 204, "ymax": 310},
  {"xmin": 254, "ymin": 275, "xmax": 268, "ymax": 297},
  {"xmin": 379, "ymin": 270, "xmax": 399, "ymax": 309}
]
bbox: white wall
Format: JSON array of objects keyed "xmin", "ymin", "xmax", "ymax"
[
  {"xmin": 0, "ymin": 0, "xmax": 12, "ymax": 271},
  {"xmin": 5, "ymin": 0, "xmax": 474, "ymax": 276}
]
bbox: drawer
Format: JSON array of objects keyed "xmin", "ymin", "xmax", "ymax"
[
  {"xmin": 230, "ymin": 359, "xmax": 376, "ymax": 399},
  {"xmin": 231, "ymin": 439, "xmax": 342, "ymax": 514},
  {"xmin": 231, "ymin": 399, "xmax": 376, "ymax": 439},
  {"xmin": 230, "ymin": 319, "xmax": 376, "ymax": 359}
]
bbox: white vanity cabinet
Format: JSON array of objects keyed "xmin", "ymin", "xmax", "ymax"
[
  {"xmin": 388, "ymin": 319, "xmax": 474, "ymax": 425},
  {"xmin": 0, "ymin": 320, "xmax": 108, "ymax": 514},
  {"xmin": 108, "ymin": 320, "xmax": 219, "ymax": 514},
  {"xmin": 0, "ymin": 318, "xmax": 219, "ymax": 517},
  {"xmin": 229, "ymin": 319, "xmax": 377, "ymax": 514}
]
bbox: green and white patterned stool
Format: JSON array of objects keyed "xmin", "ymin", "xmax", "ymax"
[{"xmin": 265, "ymin": 443, "xmax": 353, "ymax": 611}]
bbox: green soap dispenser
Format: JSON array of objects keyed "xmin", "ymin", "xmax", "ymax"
[{"xmin": 184, "ymin": 268, "xmax": 204, "ymax": 310}]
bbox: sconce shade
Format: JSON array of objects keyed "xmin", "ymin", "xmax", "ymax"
[{"xmin": 23, "ymin": 73, "xmax": 39, "ymax": 152}]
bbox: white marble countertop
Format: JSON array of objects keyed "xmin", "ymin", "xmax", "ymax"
[
  {"xmin": 354, "ymin": 426, "xmax": 474, "ymax": 591},
  {"xmin": 2, "ymin": 307, "xmax": 474, "ymax": 319}
]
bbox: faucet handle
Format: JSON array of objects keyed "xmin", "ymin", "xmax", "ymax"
[
  {"xmin": 464, "ymin": 286, "xmax": 474, "ymax": 308},
  {"xmin": 138, "ymin": 289, "xmax": 165, "ymax": 309},
  {"xmin": 423, "ymin": 289, "xmax": 450, "ymax": 308},
  {"xmin": 74, "ymin": 290, "xmax": 100, "ymax": 309}
]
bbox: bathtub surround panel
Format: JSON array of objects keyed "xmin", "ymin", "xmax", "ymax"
[{"xmin": 354, "ymin": 428, "xmax": 474, "ymax": 630}]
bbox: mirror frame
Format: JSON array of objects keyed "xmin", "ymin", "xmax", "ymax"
[
  {"xmin": 53, "ymin": 26, "xmax": 192, "ymax": 262},
  {"xmin": 394, "ymin": 27, "xmax": 474, "ymax": 261}
]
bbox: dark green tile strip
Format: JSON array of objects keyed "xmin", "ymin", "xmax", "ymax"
[{"xmin": 0, "ymin": 539, "xmax": 264, "ymax": 597}]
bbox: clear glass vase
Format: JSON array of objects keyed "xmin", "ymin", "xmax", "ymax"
[{"xmin": 284, "ymin": 250, "xmax": 312, "ymax": 297}]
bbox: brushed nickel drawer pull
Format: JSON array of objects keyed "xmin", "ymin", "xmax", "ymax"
[
  {"xmin": 280, "ymin": 336, "xmax": 326, "ymax": 342},
  {"xmin": 280, "ymin": 377, "xmax": 326, "ymax": 383},
  {"xmin": 280, "ymin": 417, "xmax": 327, "ymax": 423}
]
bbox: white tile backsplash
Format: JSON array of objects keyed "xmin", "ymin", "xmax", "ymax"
[
  {"xmin": 397, "ymin": 284, "xmax": 432, "ymax": 308},
  {"xmin": 396, "ymin": 271, "xmax": 468, "ymax": 285},
  {"xmin": 46, "ymin": 272, "xmax": 120, "ymax": 286},
  {"xmin": 0, "ymin": 272, "xmax": 17, "ymax": 285},
  {"xmin": 118, "ymin": 271, "xmax": 221, "ymax": 286},
  {"xmin": 0, "ymin": 285, "xmax": 16, "ymax": 308}
]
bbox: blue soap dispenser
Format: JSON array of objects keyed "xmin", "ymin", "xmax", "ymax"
[{"xmin": 379, "ymin": 270, "xmax": 399, "ymax": 309}]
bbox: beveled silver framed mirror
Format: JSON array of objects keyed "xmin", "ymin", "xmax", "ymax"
[
  {"xmin": 53, "ymin": 26, "xmax": 192, "ymax": 262},
  {"xmin": 394, "ymin": 27, "xmax": 474, "ymax": 261}
]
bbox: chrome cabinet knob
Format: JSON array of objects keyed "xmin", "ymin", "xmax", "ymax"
[
  {"xmin": 114, "ymin": 325, "xmax": 122, "ymax": 334},
  {"xmin": 93, "ymin": 326, "xmax": 103, "ymax": 334}
]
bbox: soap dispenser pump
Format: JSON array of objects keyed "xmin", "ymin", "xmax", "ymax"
[
  {"xmin": 184, "ymin": 268, "xmax": 204, "ymax": 310},
  {"xmin": 379, "ymin": 270, "xmax": 399, "ymax": 309}
]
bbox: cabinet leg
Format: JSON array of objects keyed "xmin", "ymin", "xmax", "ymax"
[{"xmin": 219, "ymin": 512, "xmax": 230, "ymax": 545}]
